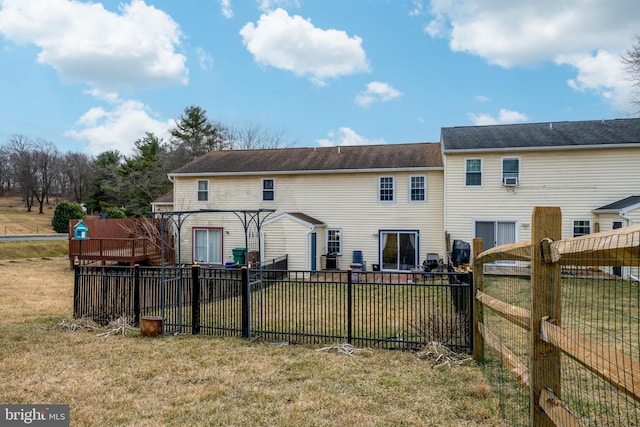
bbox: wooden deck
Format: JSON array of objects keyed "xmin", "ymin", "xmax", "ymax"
[
  {"xmin": 69, "ymin": 237, "xmax": 159, "ymax": 267},
  {"xmin": 68, "ymin": 218, "xmax": 167, "ymax": 268}
]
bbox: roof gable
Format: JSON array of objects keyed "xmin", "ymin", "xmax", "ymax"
[
  {"xmin": 170, "ymin": 143, "xmax": 442, "ymax": 176},
  {"xmin": 442, "ymin": 118, "xmax": 640, "ymax": 152},
  {"xmin": 263, "ymin": 212, "xmax": 326, "ymax": 228}
]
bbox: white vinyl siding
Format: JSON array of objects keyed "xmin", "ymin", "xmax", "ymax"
[
  {"xmin": 173, "ymin": 170, "xmax": 444, "ymax": 269},
  {"xmin": 445, "ymin": 146, "xmax": 640, "ymax": 245}
]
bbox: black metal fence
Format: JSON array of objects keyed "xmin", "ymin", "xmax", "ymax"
[{"xmin": 74, "ymin": 261, "xmax": 472, "ymax": 351}]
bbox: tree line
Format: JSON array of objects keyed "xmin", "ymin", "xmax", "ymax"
[{"xmin": 0, "ymin": 106, "xmax": 289, "ymax": 217}]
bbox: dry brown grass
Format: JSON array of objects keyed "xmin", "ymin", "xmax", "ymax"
[
  {"xmin": 0, "ymin": 257, "xmax": 504, "ymax": 426},
  {"xmin": 0, "ymin": 196, "xmax": 58, "ymax": 235}
]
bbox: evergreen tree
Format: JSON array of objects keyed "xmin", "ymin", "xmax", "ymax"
[
  {"xmin": 169, "ymin": 105, "xmax": 231, "ymax": 167},
  {"xmin": 118, "ymin": 133, "xmax": 172, "ymax": 217},
  {"xmin": 87, "ymin": 150, "xmax": 122, "ymax": 213}
]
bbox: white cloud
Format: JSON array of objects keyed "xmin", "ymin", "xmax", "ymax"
[
  {"xmin": 409, "ymin": 1, "xmax": 425, "ymax": 17},
  {"xmin": 468, "ymin": 109, "xmax": 528, "ymax": 126},
  {"xmin": 240, "ymin": 8, "xmax": 370, "ymax": 86},
  {"xmin": 195, "ymin": 47, "xmax": 214, "ymax": 71},
  {"xmin": 0, "ymin": 0, "xmax": 187, "ymax": 90},
  {"xmin": 65, "ymin": 99, "xmax": 173, "ymax": 156},
  {"xmin": 474, "ymin": 95, "xmax": 490, "ymax": 103},
  {"xmin": 316, "ymin": 127, "xmax": 385, "ymax": 147},
  {"xmin": 424, "ymin": 0, "xmax": 640, "ymax": 113},
  {"xmin": 556, "ymin": 50, "xmax": 634, "ymax": 112},
  {"xmin": 355, "ymin": 81, "xmax": 403, "ymax": 107},
  {"xmin": 257, "ymin": 0, "xmax": 301, "ymax": 13},
  {"xmin": 220, "ymin": 0, "xmax": 233, "ymax": 19}
]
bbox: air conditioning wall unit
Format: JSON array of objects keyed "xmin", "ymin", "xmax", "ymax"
[{"xmin": 503, "ymin": 176, "xmax": 519, "ymax": 186}]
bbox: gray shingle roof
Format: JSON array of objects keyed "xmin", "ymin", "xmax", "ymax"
[
  {"xmin": 593, "ymin": 196, "xmax": 640, "ymax": 213},
  {"xmin": 286, "ymin": 212, "xmax": 325, "ymax": 226},
  {"xmin": 170, "ymin": 143, "xmax": 442, "ymax": 175},
  {"xmin": 441, "ymin": 118, "xmax": 640, "ymax": 152}
]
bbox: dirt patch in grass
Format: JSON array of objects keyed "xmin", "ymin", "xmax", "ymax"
[{"xmin": 0, "ymin": 258, "xmax": 504, "ymax": 426}]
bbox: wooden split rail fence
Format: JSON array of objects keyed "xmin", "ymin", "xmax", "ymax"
[{"xmin": 473, "ymin": 207, "xmax": 640, "ymax": 426}]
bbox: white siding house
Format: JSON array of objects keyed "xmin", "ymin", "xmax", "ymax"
[
  {"xmin": 158, "ymin": 117, "xmax": 640, "ymax": 273},
  {"xmin": 441, "ymin": 119, "xmax": 640, "ymax": 255},
  {"xmin": 166, "ymin": 143, "xmax": 444, "ymax": 271}
]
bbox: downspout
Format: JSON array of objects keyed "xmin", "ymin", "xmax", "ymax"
[
  {"xmin": 306, "ymin": 226, "xmax": 315, "ymax": 271},
  {"xmin": 619, "ymin": 210, "xmax": 633, "ymax": 227}
]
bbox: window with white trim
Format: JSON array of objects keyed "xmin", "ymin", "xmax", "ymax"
[
  {"xmin": 378, "ymin": 176, "xmax": 395, "ymax": 202},
  {"xmin": 197, "ymin": 180, "xmax": 209, "ymax": 202},
  {"xmin": 262, "ymin": 179, "xmax": 275, "ymax": 201},
  {"xmin": 465, "ymin": 159, "xmax": 482, "ymax": 186},
  {"xmin": 193, "ymin": 228, "xmax": 222, "ymax": 264},
  {"xmin": 327, "ymin": 229, "xmax": 342, "ymax": 255},
  {"xmin": 502, "ymin": 157, "xmax": 520, "ymax": 185},
  {"xmin": 572, "ymin": 220, "xmax": 591, "ymax": 237},
  {"xmin": 409, "ymin": 175, "xmax": 426, "ymax": 202}
]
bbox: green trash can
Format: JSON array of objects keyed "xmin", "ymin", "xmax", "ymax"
[{"xmin": 232, "ymin": 248, "xmax": 247, "ymax": 265}]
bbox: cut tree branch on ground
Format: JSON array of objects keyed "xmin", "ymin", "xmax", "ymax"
[{"xmin": 316, "ymin": 343, "xmax": 374, "ymax": 356}]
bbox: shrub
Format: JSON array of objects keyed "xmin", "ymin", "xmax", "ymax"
[
  {"xmin": 51, "ymin": 202, "xmax": 86, "ymax": 233},
  {"xmin": 104, "ymin": 207, "xmax": 126, "ymax": 219}
]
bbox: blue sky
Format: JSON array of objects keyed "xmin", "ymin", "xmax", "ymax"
[{"xmin": 0, "ymin": 0, "xmax": 639, "ymax": 156}]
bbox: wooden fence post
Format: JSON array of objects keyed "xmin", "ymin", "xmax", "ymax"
[
  {"xmin": 472, "ymin": 238, "xmax": 484, "ymax": 362},
  {"xmin": 530, "ymin": 207, "xmax": 562, "ymax": 426}
]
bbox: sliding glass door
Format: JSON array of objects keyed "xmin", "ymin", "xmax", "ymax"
[
  {"xmin": 193, "ymin": 228, "xmax": 222, "ymax": 264},
  {"xmin": 380, "ymin": 230, "xmax": 419, "ymax": 271}
]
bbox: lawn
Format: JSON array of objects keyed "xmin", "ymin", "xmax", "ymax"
[
  {"xmin": 0, "ymin": 257, "xmax": 505, "ymax": 426},
  {"xmin": 0, "ymin": 196, "xmax": 58, "ymax": 235}
]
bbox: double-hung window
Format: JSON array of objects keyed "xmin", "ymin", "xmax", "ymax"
[
  {"xmin": 465, "ymin": 159, "xmax": 482, "ymax": 186},
  {"xmin": 409, "ymin": 175, "xmax": 426, "ymax": 202},
  {"xmin": 327, "ymin": 229, "xmax": 342, "ymax": 255},
  {"xmin": 262, "ymin": 179, "xmax": 275, "ymax": 201},
  {"xmin": 502, "ymin": 157, "xmax": 520, "ymax": 186},
  {"xmin": 379, "ymin": 176, "xmax": 395, "ymax": 202},
  {"xmin": 197, "ymin": 180, "xmax": 209, "ymax": 202},
  {"xmin": 572, "ymin": 220, "xmax": 591, "ymax": 237}
]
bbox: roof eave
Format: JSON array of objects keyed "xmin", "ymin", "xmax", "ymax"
[
  {"xmin": 169, "ymin": 166, "xmax": 443, "ymax": 178},
  {"xmin": 592, "ymin": 202, "xmax": 640, "ymax": 215},
  {"xmin": 442, "ymin": 143, "xmax": 639, "ymax": 155}
]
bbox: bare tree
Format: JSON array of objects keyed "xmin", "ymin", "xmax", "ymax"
[
  {"xmin": 63, "ymin": 151, "xmax": 92, "ymax": 203},
  {"xmin": 5, "ymin": 135, "xmax": 37, "ymax": 211},
  {"xmin": 228, "ymin": 122, "xmax": 291, "ymax": 150},
  {"xmin": 31, "ymin": 139, "xmax": 60, "ymax": 214},
  {"xmin": 623, "ymin": 35, "xmax": 640, "ymax": 109},
  {"xmin": 0, "ymin": 146, "xmax": 9, "ymax": 196}
]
